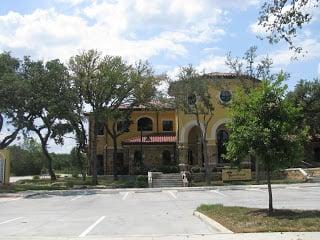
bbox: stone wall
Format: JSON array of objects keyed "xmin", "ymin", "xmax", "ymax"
[{"xmin": 305, "ymin": 168, "xmax": 320, "ymax": 177}]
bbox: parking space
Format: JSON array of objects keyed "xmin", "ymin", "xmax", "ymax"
[{"xmin": 0, "ymin": 183, "xmax": 319, "ymax": 239}]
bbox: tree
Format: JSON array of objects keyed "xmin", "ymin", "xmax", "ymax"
[
  {"xmin": 0, "ymin": 52, "xmax": 27, "ymax": 149},
  {"xmin": 21, "ymin": 57, "xmax": 73, "ymax": 181},
  {"xmin": 226, "ymin": 46, "xmax": 274, "ymax": 89},
  {"xmin": 169, "ymin": 65, "xmax": 214, "ymax": 184},
  {"xmin": 259, "ymin": 0, "xmax": 319, "ymax": 53},
  {"xmin": 226, "ymin": 74, "xmax": 307, "ymax": 213},
  {"xmin": 69, "ymin": 50, "xmax": 159, "ymax": 184},
  {"xmin": 226, "ymin": 46, "xmax": 276, "ymax": 182},
  {"xmin": 105, "ymin": 61, "xmax": 159, "ymax": 180}
]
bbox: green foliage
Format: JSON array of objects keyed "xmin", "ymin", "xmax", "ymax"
[
  {"xmin": 0, "ymin": 52, "xmax": 27, "ymax": 149},
  {"xmin": 10, "ymin": 139, "xmax": 44, "ymax": 176},
  {"xmin": 287, "ymin": 78, "xmax": 320, "ymax": 137},
  {"xmin": 226, "ymin": 73, "xmax": 308, "ymax": 211},
  {"xmin": 69, "ymin": 50, "xmax": 160, "ymax": 183},
  {"xmin": 32, "ymin": 175, "xmax": 40, "ymax": 180},
  {"xmin": 258, "ymin": 0, "xmax": 319, "ymax": 53},
  {"xmin": 135, "ymin": 175, "xmax": 148, "ymax": 188},
  {"xmin": 226, "ymin": 74, "xmax": 307, "ymax": 169},
  {"xmin": 150, "ymin": 165, "xmax": 179, "ymax": 173}
]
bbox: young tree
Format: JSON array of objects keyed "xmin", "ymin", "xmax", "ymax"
[
  {"xmin": 226, "ymin": 46, "xmax": 276, "ymax": 182},
  {"xmin": 0, "ymin": 52, "xmax": 27, "ymax": 149},
  {"xmin": 226, "ymin": 74, "xmax": 307, "ymax": 213},
  {"xmin": 258, "ymin": 0, "xmax": 319, "ymax": 53},
  {"xmin": 169, "ymin": 66, "xmax": 214, "ymax": 184},
  {"xmin": 21, "ymin": 57, "xmax": 73, "ymax": 181}
]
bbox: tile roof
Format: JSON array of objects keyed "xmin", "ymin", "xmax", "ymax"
[
  {"xmin": 203, "ymin": 72, "xmax": 259, "ymax": 81},
  {"xmin": 122, "ymin": 133, "xmax": 176, "ymax": 145}
]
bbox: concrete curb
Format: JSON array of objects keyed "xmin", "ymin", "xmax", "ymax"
[
  {"xmin": 193, "ymin": 211, "xmax": 233, "ymax": 234},
  {"xmin": 8, "ymin": 182, "xmax": 320, "ymax": 198}
]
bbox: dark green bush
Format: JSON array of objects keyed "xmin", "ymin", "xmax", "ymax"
[{"xmin": 135, "ymin": 175, "xmax": 148, "ymax": 188}]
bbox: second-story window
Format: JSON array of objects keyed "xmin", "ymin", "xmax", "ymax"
[
  {"xmin": 137, "ymin": 117, "xmax": 153, "ymax": 131},
  {"xmin": 162, "ymin": 120, "xmax": 173, "ymax": 132},
  {"xmin": 117, "ymin": 120, "xmax": 130, "ymax": 133}
]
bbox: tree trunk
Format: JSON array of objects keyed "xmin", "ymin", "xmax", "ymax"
[
  {"xmin": 112, "ymin": 136, "xmax": 118, "ymax": 181},
  {"xmin": 266, "ymin": 164, "xmax": 273, "ymax": 213},
  {"xmin": 77, "ymin": 147, "xmax": 86, "ymax": 182},
  {"xmin": 255, "ymin": 159, "xmax": 259, "ymax": 184},
  {"xmin": 41, "ymin": 145, "xmax": 56, "ymax": 181},
  {"xmin": 91, "ymin": 117, "xmax": 98, "ymax": 185}
]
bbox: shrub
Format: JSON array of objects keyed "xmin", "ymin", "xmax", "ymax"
[
  {"xmin": 151, "ymin": 165, "xmax": 179, "ymax": 173},
  {"xmin": 135, "ymin": 175, "xmax": 148, "ymax": 188},
  {"xmin": 33, "ymin": 175, "xmax": 40, "ymax": 180}
]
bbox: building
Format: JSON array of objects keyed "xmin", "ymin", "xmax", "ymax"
[{"xmin": 89, "ymin": 73, "xmax": 258, "ymax": 175}]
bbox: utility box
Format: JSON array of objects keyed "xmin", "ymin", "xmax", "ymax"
[{"xmin": 0, "ymin": 149, "xmax": 10, "ymax": 185}]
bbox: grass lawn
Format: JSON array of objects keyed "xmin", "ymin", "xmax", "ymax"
[
  {"xmin": 191, "ymin": 179, "xmax": 305, "ymax": 187},
  {"xmin": 197, "ymin": 204, "xmax": 320, "ymax": 233},
  {"xmin": 0, "ymin": 175, "xmax": 148, "ymax": 193}
]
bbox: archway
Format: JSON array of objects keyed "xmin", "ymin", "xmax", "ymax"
[
  {"xmin": 187, "ymin": 126, "xmax": 202, "ymax": 166},
  {"xmin": 162, "ymin": 150, "xmax": 171, "ymax": 165},
  {"xmin": 216, "ymin": 125, "xmax": 229, "ymax": 164}
]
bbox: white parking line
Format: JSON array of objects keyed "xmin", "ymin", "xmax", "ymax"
[
  {"xmin": 70, "ymin": 195, "xmax": 83, "ymax": 201},
  {"xmin": 246, "ymin": 188, "xmax": 266, "ymax": 193},
  {"xmin": 0, "ymin": 217, "xmax": 23, "ymax": 225},
  {"xmin": 0, "ymin": 197, "xmax": 22, "ymax": 203},
  {"xmin": 122, "ymin": 192, "xmax": 130, "ymax": 200},
  {"xmin": 79, "ymin": 216, "xmax": 105, "ymax": 238},
  {"xmin": 165, "ymin": 190, "xmax": 177, "ymax": 199},
  {"xmin": 286, "ymin": 186, "xmax": 300, "ymax": 190},
  {"xmin": 209, "ymin": 190, "xmax": 227, "ymax": 197}
]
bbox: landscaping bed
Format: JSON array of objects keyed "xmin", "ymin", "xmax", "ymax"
[
  {"xmin": 0, "ymin": 175, "xmax": 148, "ymax": 193},
  {"xmin": 197, "ymin": 204, "xmax": 320, "ymax": 232}
]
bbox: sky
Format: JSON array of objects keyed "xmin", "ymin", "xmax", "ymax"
[{"xmin": 0, "ymin": 0, "xmax": 319, "ymax": 153}]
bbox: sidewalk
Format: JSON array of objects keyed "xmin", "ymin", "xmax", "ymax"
[{"xmin": 0, "ymin": 232, "xmax": 319, "ymax": 240}]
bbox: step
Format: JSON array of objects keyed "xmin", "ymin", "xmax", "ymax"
[{"xmin": 308, "ymin": 176, "xmax": 320, "ymax": 182}]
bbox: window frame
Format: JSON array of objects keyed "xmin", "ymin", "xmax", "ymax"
[
  {"xmin": 162, "ymin": 119, "xmax": 174, "ymax": 132},
  {"xmin": 219, "ymin": 90, "xmax": 232, "ymax": 104},
  {"xmin": 137, "ymin": 116, "xmax": 153, "ymax": 132}
]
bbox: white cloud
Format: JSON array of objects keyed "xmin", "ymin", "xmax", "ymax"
[
  {"xmin": 55, "ymin": 0, "xmax": 88, "ymax": 6},
  {"xmin": 196, "ymin": 55, "xmax": 229, "ymax": 73},
  {"xmin": 269, "ymin": 38, "xmax": 320, "ymax": 66},
  {"xmin": 0, "ymin": 0, "xmax": 260, "ymax": 63}
]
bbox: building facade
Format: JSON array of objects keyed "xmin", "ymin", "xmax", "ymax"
[{"xmin": 89, "ymin": 73, "xmax": 257, "ymax": 175}]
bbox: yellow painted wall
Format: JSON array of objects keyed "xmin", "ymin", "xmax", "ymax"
[
  {"xmin": 95, "ymin": 110, "xmax": 176, "ymax": 153},
  {"xmin": 0, "ymin": 149, "xmax": 11, "ymax": 184},
  {"xmin": 177, "ymin": 78, "xmax": 256, "ymax": 145}
]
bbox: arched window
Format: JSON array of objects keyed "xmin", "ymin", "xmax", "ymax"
[
  {"xmin": 137, "ymin": 117, "xmax": 153, "ymax": 131},
  {"xmin": 217, "ymin": 129, "xmax": 229, "ymax": 163},
  {"xmin": 162, "ymin": 150, "xmax": 171, "ymax": 165}
]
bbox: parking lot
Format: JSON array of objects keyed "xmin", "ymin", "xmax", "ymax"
[{"xmin": 0, "ymin": 183, "xmax": 320, "ymax": 239}]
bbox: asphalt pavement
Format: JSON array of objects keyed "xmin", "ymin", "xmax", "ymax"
[{"xmin": 0, "ymin": 183, "xmax": 319, "ymax": 240}]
